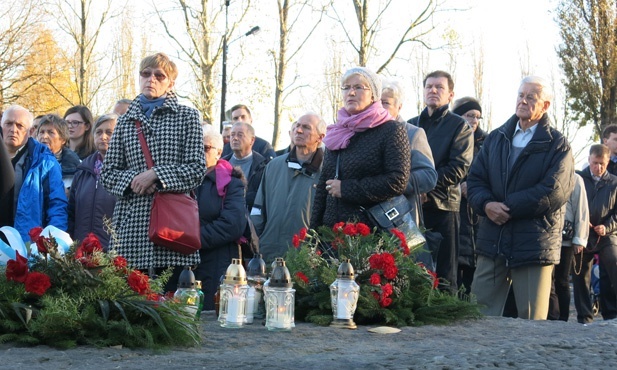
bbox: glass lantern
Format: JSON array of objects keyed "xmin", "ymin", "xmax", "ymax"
[
  {"xmin": 264, "ymin": 257, "xmax": 295, "ymax": 331},
  {"xmin": 330, "ymin": 259, "xmax": 359, "ymax": 329},
  {"xmin": 246, "ymin": 253, "xmax": 267, "ymax": 321},
  {"xmin": 218, "ymin": 258, "xmax": 248, "ymax": 328}
]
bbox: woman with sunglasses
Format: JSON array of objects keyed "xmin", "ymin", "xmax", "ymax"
[
  {"xmin": 101, "ymin": 53, "xmax": 206, "ymax": 291},
  {"xmin": 193, "ymin": 125, "xmax": 247, "ymax": 310},
  {"xmin": 64, "ymin": 105, "xmax": 96, "ymax": 160}
]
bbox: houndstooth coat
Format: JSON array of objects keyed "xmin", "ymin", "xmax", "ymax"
[{"xmin": 101, "ymin": 92, "xmax": 206, "ymax": 269}]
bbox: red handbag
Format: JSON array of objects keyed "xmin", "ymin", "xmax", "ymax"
[{"xmin": 136, "ymin": 121, "xmax": 201, "ymax": 255}]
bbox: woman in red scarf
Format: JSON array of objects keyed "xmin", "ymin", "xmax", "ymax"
[{"xmin": 310, "ymin": 67, "xmax": 411, "ymax": 229}]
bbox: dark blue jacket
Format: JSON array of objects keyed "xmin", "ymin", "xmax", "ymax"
[
  {"xmin": 223, "ymin": 151, "xmax": 266, "ymax": 210},
  {"xmin": 194, "ymin": 163, "xmax": 247, "ymax": 310},
  {"xmin": 467, "ymin": 113, "xmax": 574, "ymax": 268},
  {"xmin": 578, "ymin": 166, "xmax": 617, "ymax": 251},
  {"xmin": 68, "ymin": 152, "xmax": 117, "ymax": 248}
]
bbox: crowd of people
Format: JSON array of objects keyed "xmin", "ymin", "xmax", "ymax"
[{"xmin": 2, "ymin": 52, "xmax": 617, "ymax": 323}]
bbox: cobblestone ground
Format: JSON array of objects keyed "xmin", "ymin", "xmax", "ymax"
[{"xmin": 2, "ymin": 313, "xmax": 616, "ymax": 369}]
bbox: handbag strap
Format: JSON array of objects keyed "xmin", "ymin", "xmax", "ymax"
[
  {"xmin": 135, "ymin": 120, "xmax": 155, "ymax": 169},
  {"xmin": 334, "ymin": 153, "xmax": 340, "ymax": 179},
  {"xmin": 410, "ymin": 174, "xmax": 426, "ymax": 228}
]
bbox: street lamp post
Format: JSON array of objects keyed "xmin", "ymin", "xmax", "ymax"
[{"xmin": 219, "ymin": 1, "xmax": 260, "ymax": 132}]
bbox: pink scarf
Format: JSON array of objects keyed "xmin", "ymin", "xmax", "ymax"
[
  {"xmin": 323, "ymin": 101, "xmax": 392, "ymax": 150},
  {"xmin": 214, "ymin": 159, "xmax": 233, "ymax": 197}
]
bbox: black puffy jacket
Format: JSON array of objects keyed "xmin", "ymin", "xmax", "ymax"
[
  {"xmin": 310, "ymin": 120, "xmax": 411, "ymax": 228},
  {"xmin": 467, "ymin": 113, "xmax": 574, "ymax": 268}
]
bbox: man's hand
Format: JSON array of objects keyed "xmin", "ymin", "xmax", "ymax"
[
  {"xmin": 460, "ymin": 181, "xmax": 467, "ymax": 198},
  {"xmin": 131, "ymin": 169, "xmax": 159, "ymax": 195},
  {"xmin": 485, "ymin": 202, "xmax": 511, "ymax": 225},
  {"xmin": 573, "ymin": 244, "xmax": 584, "ymax": 254},
  {"xmin": 594, "ymin": 224, "xmax": 607, "ymax": 236}
]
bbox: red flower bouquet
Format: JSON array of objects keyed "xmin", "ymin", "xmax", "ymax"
[{"xmin": 284, "ymin": 222, "xmax": 481, "ymax": 326}]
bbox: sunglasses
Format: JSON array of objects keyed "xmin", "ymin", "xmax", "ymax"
[
  {"xmin": 139, "ymin": 70, "xmax": 168, "ymax": 82},
  {"xmin": 204, "ymin": 145, "xmax": 217, "ymax": 152}
]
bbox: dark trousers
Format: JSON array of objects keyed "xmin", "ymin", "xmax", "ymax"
[
  {"xmin": 598, "ymin": 245, "xmax": 617, "ymax": 320},
  {"xmin": 423, "ymin": 207, "xmax": 459, "ymax": 293},
  {"xmin": 548, "ymin": 246, "xmax": 575, "ymax": 321},
  {"xmin": 572, "ymin": 251, "xmax": 597, "ymax": 323}
]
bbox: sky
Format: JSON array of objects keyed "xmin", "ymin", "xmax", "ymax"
[{"xmin": 137, "ymin": 0, "xmax": 593, "ymax": 165}]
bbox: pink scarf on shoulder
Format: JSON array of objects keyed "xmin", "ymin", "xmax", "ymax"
[
  {"xmin": 323, "ymin": 101, "xmax": 392, "ymax": 151},
  {"xmin": 213, "ymin": 159, "xmax": 233, "ymax": 197}
]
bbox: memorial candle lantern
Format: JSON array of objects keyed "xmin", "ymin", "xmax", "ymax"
[
  {"xmin": 218, "ymin": 258, "xmax": 248, "ymax": 328},
  {"xmin": 246, "ymin": 253, "xmax": 267, "ymax": 322},
  {"xmin": 264, "ymin": 257, "xmax": 295, "ymax": 331},
  {"xmin": 329, "ymin": 259, "xmax": 359, "ymax": 329}
]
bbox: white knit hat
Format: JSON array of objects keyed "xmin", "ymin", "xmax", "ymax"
[{"xmin": 341, "ymin": 67, "xmax": 382, "ymax": 101}]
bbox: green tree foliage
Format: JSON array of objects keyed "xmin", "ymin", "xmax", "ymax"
[{"xmin": 557, "ymin": 0, "xmax": 617, "ymax": 137}]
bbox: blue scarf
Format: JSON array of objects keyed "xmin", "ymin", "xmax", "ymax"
[{"xmin": 139, "ymin": 94, "xmax": 166, "ymax": 118}]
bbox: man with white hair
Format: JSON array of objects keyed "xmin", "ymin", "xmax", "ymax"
[
  {"xmin": 467, "ymin": 76, "xmax": 575, "ymax": 320},
  {"xmin": 251, "ymin": 112, "xmax": 325, "ymax": 262},
  {"xmin": 0, "ymin": 105, "xmax": 68, "ymax": 241}
]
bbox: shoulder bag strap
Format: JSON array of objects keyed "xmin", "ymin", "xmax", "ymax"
[
  {"xmin": 411, "ymin": 174, "xmax": 426, "ymax": 228},
  {"xmin": 334, "ymin": 153, "xmax": 340, "ymax": 179},
  {"xmin": 135, "ymin": 120, "xmax": 154, "ymax": 169}
]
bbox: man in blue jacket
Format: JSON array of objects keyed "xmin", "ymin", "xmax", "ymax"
[
  {"xmin": 467, "ymin": 76, "xmax": 574, "ymax": 320},
  {"xmin": 1, "ymin": 105, "xmax": 68, "ymax": 242}
]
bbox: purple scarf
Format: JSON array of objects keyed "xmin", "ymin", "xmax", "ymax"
[{"xmin": 323, "ymin": 101, "xmax": 392, "ymax": 151}]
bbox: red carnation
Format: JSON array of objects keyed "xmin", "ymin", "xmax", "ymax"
[
  {"xmin": 295, "ymin": 271, "xmax": 309, "ymax": 284},
  {"xmin": 369, "ymin": 253, "xmax": 383, "ymax": 269},
  {"xmin": 6, "ymin": 251, "xmax": 29, "ymax": 283},
  {"xmin": 371, "ymin": 291, "xmax": 380, "ymax": 301},
  {"xmin": 28, "ymin": 227, "xmax": 43, "ymax": 242},
  {"xmin": 369, "ymin": 273, "xmax": 381, "ymax": 285},
  {"xmin": 382, "ymin": 283, "xmax": 393, "ymax": 297},
  {"xmin": 379, "ymin": 296, "xmax": 393, "ymax": 308},
  {"xmin": 383, "ymin": 264, "xmax": 398, "ymax": 280},
  {"xmin": 24, "ymin": 272, "xmax": 51, "ymax": 296},
  {"xmin": 292, "ymin": 234, "xmax": 301, "ymax": 248},
  {"xmin": 35, "ymin": 237, "xmax": 49, "ymax": 255},
  {"xmin": 113, "ymin": 256, "xmax": 128, "ymax": 270},
  {"xmin": 298, "ymin": 227, "xmax": 307, "ymax": 240},
  {"xmin": 427, "ymin": 269, "xmax": 439, "ymax": 289},
  {"xmin": 332, "ymin": 222, "xmax": 345, "ymax": 233},
  {"xmin": 356, "ymin": 223, "xmax": 371, "ymax": 236},
  {"xmin": 331, "ymin": 237, "xmax": 343, "ymax": 250},
  {"xmin": 316, "ymin": 249, "xmax": 322, "ymax": 256},
  {"xmin": 80, "ymin": 233, "xmax": 103, "ymax": 254},
  {"xmin": 342, "ymin": 223, "xmax": 357, "ymax": 236},
  {"xmin": 127, "ymin": 270, "xmax": 150, "ymax": 295}
]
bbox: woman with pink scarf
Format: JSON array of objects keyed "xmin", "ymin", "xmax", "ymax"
[{"xmin": 310, "ymin": 67, "xmax": 410, "ymax": 229}]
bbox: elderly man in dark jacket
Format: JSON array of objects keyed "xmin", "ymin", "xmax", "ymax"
[
  {"xmin": 467, "ymin": 76, "xmax": 574, "ymax": 320},
  {"xmin": 408, "ymin": 70, "xmax": 474, "ymax": 293},
  {"xmin": 573, "ymin": 144, "xmax": 617, "ymax": 323}
]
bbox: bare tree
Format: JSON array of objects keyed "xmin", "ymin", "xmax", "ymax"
[
  {"xmin": 331, "ymin": 0, "xmax": 448, "ymax": 73},
  {"xmin": 270, "ymin": 0, "xmax": 327, "ymax": 147},
  {"xmin": 0, "ymin": 0, "xmax": 44, "ymax": 108},
  {"xmin": 112, "ymin": 6, "xmax": 137, "ymax": 104},
  {"xmin": 155, "ymin": 0, "xmax": 252, "ymax": 124},
  {"xmin": 52, "ymin": 0, "xmax": 119, "ymax": 110}
]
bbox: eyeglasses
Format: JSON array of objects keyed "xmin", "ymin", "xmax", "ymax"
[
  {"xmin": 204, "ymin": 145, "xmax": 218, "ymax": 152},
  {"xmin": 139, "ymin": 70, "xmax": 168, "ymax": 82},
  {"xmin": 66, "ymin": 120, "xmax": 85, "ymax": 127},
  {"xmin": 463, "ymin": 113, "xmax": 483, "ymax": 121},
  {"xmin": 341, "ymin": 85, "xmax": 371, "ymax": 93}
]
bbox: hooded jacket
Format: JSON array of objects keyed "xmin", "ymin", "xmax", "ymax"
[
  {"xmin": 578, "ymin": 166, "xmax": 617, "ymax": 251},
  {"xmin": 467, "ymin": 113, "xmax": 574, "ymax": 267},
  {"xmin": 13, "ymin": 138, "xmax": 68, "ymax": 241}
]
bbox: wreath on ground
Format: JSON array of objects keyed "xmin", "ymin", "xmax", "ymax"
[{"xmin": 0, "ymin": 227, "xmax": 200, "ymax": 349}]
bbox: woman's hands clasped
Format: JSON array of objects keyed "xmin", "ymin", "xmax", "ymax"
[{"xmin": 131, "ymin": 169, "xmax": 159, "ymax": 195}]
